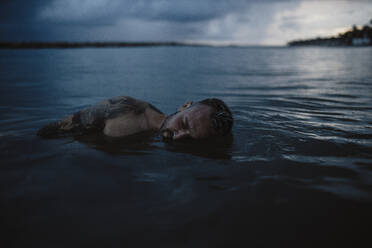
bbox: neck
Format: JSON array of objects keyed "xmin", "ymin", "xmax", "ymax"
[
  {"xmin": 158, "ymin": 115, "xmax": 169, "ymax": 131},
  {"xmin": 144, "ymin": 108, "xmax": 168, "ymax": 130}
]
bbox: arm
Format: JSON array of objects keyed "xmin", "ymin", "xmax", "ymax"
[
  {"xmin": 37, "ymin": 96, "xmax": 151, "ymax": 138},
  {"xmin": 36, "ymin": 113, "xmax": 82, "ymax": 138}
]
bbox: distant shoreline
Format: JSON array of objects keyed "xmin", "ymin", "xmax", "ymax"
[
  {"xmin": 0, "ymin": 41, "xmax": 194, "ymax": 49},
  {"xmin": 0, "ymin": 42, "xmax": 288, "ymax": 49},
  {"xmin": 0, "ymin": 42, "xmax": 370, "ymax": 49},
  {"xmin": 288, "ymin": 21, "xmax": 372, "ymax": 47}
]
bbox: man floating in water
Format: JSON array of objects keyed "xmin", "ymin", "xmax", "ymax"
[{"xmin": 37, "ymin": 96, "xmax": 233, "ymax": 141}]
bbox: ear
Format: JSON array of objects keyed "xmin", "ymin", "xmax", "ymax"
[{"xmin": 177, "ymin": 101, "xmax": 193, "ymax": 112}]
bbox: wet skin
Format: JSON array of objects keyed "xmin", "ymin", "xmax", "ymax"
[
  {"xmin": 160, "ymin": 103, "xmax": 217, "ymax": 140},
  {"xmin": 38, "ymin": 96, "xmax": 221, "ymax": 141}
]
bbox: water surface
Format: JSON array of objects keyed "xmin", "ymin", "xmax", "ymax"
[{"xmin": 1, "ymin": 46, "xmax": 372, "ymax": 247}]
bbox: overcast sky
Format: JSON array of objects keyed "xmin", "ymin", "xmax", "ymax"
[{"xmin": 1, "ymin": 0, "xmax": 371, "ymax": 45}]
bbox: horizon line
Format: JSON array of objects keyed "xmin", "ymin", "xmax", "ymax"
[{"xmin": 0, "ymin": 41, "xmax": 286, "ymax": 49}]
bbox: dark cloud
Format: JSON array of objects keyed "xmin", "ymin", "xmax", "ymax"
[
  {"xmin": 37, "ymin": 0, "xmax": 254, "ymax": 24},
  {"xmin": 0, "ymin": 0, "xmax": 370, "ymax": 44},
  {"xmin": 0, "ymin": 0, "xmax": 47, "ymax": 24},
  {"xmin": 0, "ymin": 0, "xmax": 282, "ymax": 41},
  {"xmin": 0, "ymin": 0, "xmax": 225, "ymax": 40},
  {"xmin": 133, "ymin": 1, "xmax": 248, "ymax": 23}
]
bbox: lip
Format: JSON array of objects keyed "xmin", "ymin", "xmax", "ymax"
[{"xmin": 161, "ymin": 129, "xmax": 174, "ymax": 140}]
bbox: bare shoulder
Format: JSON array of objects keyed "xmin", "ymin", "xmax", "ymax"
[
  {"xmin": 101, "ymin": 96, "xmax": 165, "ymax": 137},
  {"xmin": 77, "ymin": 96, "xmax": 148, "ymax": 125},
  {"xmin": 37, "ymin": 96, "xmax": 163, "ymax": 138},
  {"xmin": 99, "ymin": 96, "xmax": 149, "ymax": 115}
]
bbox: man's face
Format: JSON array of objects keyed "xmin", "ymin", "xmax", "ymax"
[{"xmin": 160, "ymin": 103, "xmax": 216, "ymax": 140}]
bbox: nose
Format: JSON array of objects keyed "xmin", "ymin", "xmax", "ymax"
[{"xmin": 172, "ymin": 130, "xmax": 190, "ymax": 140}]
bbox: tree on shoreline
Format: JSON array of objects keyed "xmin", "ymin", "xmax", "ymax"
[{"xmin": 288, "ymin": 19, "xmax": 372, "ymax": 46}]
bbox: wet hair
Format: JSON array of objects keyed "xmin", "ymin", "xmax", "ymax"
[{"xmin": 199, "ymin": 98, "xmax": 233, "ymax": 136}]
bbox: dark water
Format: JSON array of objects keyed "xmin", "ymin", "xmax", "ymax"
[{"xmin": 1, "ymin": 46, "xmax": 372, "ymax": 247}]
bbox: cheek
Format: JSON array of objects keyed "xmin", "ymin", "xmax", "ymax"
[
  {"xmin": 190, "ymin": 122, "xmax": 214, "ymax": 139},
  {"xmin": 167, "ymin": 116, "xmax": 184, "ymax": 130},
  {"xmin": 162, "ymin": 117, "xmax": 175, "ymax": 129},
  {"xmin": 166, "ymin": 120, "xmax": 179, "ymax": 130}
]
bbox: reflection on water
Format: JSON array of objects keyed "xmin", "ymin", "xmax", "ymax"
[
  {"xmin": 72, "ymin": 131, "xmax": 234, "ymax": 159},
  {"xmin": 162, "ymin": 134, "xmax": 234, "ymax": 159},
  {"xmin": 1, "ymin": 46, "xmax": 372, "ymax": 247},
  {"xmin": 76, "ymin": 131, "xmax": 160, "ymax": 156}
]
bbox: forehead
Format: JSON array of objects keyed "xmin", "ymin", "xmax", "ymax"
[
  {"xmin": 179, "ymin": 103, "xmax": 213, "ymax": 120},
  {"xmin": 163, "ymin": 103, "xmax": 217, "ymax": 139}
]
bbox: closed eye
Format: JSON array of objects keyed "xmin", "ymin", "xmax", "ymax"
[{"xmin": 182, "ymin": 117, "xmax": 189, "ymax": 129}]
